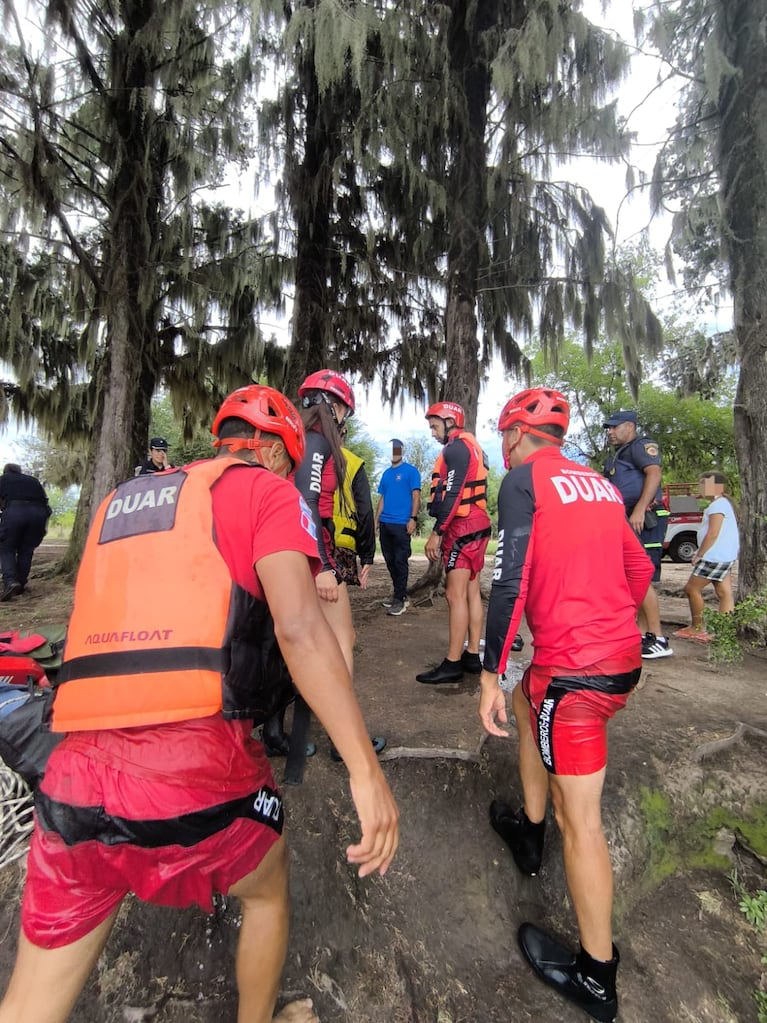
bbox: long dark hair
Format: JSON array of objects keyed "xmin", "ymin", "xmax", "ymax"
[{"xmin": 299, "ymin": 401, "xmax": 348, "ymax": 508}]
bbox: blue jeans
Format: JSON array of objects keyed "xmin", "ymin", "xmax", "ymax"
[{"xmin": 379, "ymin": 522, "xmax": 411, "ymax": 601}]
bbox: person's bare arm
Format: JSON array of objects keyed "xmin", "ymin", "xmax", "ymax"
[{"xmin": 257, "ymin": 549, "xmax": 399, "ymax": 877}]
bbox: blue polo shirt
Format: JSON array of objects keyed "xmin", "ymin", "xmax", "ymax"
[{"xmin": 378, "ymin": 462, "xmax": 421, "ymax": 524}]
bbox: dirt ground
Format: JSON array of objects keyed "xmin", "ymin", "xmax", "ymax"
[{"xmin": 0, "ymin": 543, "xmax": 765, "ymax": 1022}]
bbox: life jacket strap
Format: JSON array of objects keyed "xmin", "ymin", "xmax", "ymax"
[{"xmin": 57, "ymin": 646, "xmax": 227, "ymax": 684}]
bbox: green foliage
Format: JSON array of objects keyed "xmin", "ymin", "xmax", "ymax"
[
  {"xmin": 0, "ymin": 0, "xmax": 288, "ymax": 472},
  {"xmin": 21, "ymin": 434, "xmax": 87, "ymax": 490},
  {"xmin": 638, "ymin": 787, "xmax": 680, "ymax": 885},
  {"xmin": 341, "ymin": 420, "xmax": 379, "ymax": 490},
  {"xmin": 730, "ymin": 874, "xmax": 767, "ymax": 1022},
  {"xmin": 528, "ymin": 333, "xmax": 737, "ymax": 484},
  {"xmin": 703, "ymin": 591, "xmax": 767, "ymax": 665}
]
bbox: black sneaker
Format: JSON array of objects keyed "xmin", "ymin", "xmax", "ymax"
[
  {"xmin": 518, "ymin": 923, "xmax": 619, "ymax": 1022},
  {"xmin": 460, "ymin": 650, "xmax": 483, "ymax": 674},
  {"xmin": 387, "ymin": 599, "xmax": 409, "ymax": 616},
  {"xmin": 0, "ymin": 582, "xmax": 22, "ymax": 602},
  {"xmin": 511, "ymin": 634, "xmax": 525, "ymax": 652},
  {"xmin": 416, "ymin": 658, "xmax": 464, "ymax": 684},
  {"xmin": 641, "ymin": 633, "xmax": 673, "ymax": 659},
  {"xmin": 381, "ymin": 595, "xmax": 395, "ymax": 608},
  {"xmin": 489, "ymin": 800, "xmax": 545, "ymax": 876}
]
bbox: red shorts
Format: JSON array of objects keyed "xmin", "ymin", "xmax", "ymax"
[
  {"xmin": 521, "ymin": 652, "xmax": 641, "ymax": 776},
  {"xmin": 443, "ymin": 523, "xmax": 491, "ymax": 579},
  {"xmin": 22, "ymin": 718, "xmax": 283, "ymax": 949}
]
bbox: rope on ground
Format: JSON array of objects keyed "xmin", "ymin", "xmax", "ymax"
[
  {"xmin": 691, "ymin": 721, "xmax": 767, "ymax": 762},
  {"xmin": 379, "ymin": 733, "xmax": 489, "ymax": 764},
  {"xmin": 0, "ymin": 766, "xmax": 34, "ymax": 871}
]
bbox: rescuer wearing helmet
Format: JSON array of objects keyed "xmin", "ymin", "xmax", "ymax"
[
  {"xmin": 478, "ymin": 387, "xmax": 653, "ymax": 1023},
  {"xmin": 1, "ymin": 384, "xmax": 398, "ymax": 1023},
  {"xmin": 280, "ymin": 369, "xmax": 384, "ymax": 760},
  {"xmin": 416, "ymin": 401, "xmax": 492, "ymax": 685}
]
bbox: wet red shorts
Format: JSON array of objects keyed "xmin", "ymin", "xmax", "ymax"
[
  {"xmin": 22, "ymin": 718, "xmax": 283, "ymax": 949},
  {"xmin": 443, "ymin": 524, "xmax": 491, "ymax": 579},
  {"xmin": 521, "ymin": 652, "xmax": 641, "ymax": 776}
]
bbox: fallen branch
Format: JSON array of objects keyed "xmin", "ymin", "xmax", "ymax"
[
  {"xmin": 692, "ymin": 721, "xmax": 767, "ymax": 762},
  {"xmin": 379, "ymin": 733, "xmax": 489, "ymax": 764}
]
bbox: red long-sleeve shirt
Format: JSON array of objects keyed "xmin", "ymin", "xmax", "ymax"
[{"xmin": 484, "ymin": 446, "xmax": 653, "ymax": 674}]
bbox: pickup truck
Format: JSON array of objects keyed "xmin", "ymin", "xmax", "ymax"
[{"xmin": 661, "ymin": 484, "xmax": 703, "ymax": 563}]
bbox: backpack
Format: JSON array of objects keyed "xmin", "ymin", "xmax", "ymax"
[{"xmin": 0, "ymin": 682, "xmax": 63, "ymax": 788}]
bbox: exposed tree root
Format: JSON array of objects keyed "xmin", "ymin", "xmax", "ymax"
[
  {"xmin": 379, "ymin": 733, "xmax": 488, "ymax": 764},
  {"xmin": 734, "ymin": 828, "xmax": 767, "ymax": 869},
  {"xmin": 692, "ymin": 721, "xmax": 767, "ymax": 762}
]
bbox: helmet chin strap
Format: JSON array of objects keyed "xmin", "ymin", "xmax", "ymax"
[
  {"xmin": 503, "ymin": 424, "xmax": 563, "ymax": 467},
  {"xmin": 439, "ymin": 419, "xmax": 456, "ymax": 445},
  {"xmin": 213, "ymin": 433, "xmax": 277, "ymax": 460}
]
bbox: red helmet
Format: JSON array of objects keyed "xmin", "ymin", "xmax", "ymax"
[
  {"xmin": 212, "ymin": 384, "xmax": 305, "ymax": 466},
  {"xmin": 425, "ymin": 401, "xmax": 465, "ymax": 429},
  {"xmin": 297, "ymin": 370, "xmax": 355, "ymax": 417},
  {"xmin": 498, "ymin": 387, "xmax": 570, "ymax": 436}
]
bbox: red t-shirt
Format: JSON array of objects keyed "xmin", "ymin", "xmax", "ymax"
[{"xmin": 484, "ymin": 447, "xmax": 653, "ymax": 674}]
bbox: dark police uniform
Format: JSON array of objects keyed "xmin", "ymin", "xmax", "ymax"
[
  {"xmin": 604, "ymin": 437, "xmax": 668, "ymax": 578},
  {"xmin": 0, "ymin": 465, "xmax": 51, "ymax": 597}
]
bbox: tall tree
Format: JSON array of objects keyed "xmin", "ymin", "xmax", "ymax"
[
  {"xmin": 0, "ymin": 0, "xmax": 284, "ymax": 565},
  {"xmin": 267, "ymin": 0, "xmax": 660, "ymax": 432},
  {"xmin": 644, "ymin": 0, "xmax": 767, "ymax": 595}
]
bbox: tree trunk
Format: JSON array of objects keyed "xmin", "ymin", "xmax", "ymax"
[
  {"xmin": 284, "ymin": 45, "xmax": 335, "ymax": 399},
  {"xmin": 442, "ymin": 0, "xmax": 497, "ymax": 434},
  {"xmin": 61, "ymin": 5, "xmax": 162, "ymax": 569},
  {"xmin": 718, "ymin": 0, "xmax": 767, "ymax": 596}
]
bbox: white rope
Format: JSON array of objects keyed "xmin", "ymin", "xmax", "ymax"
[{"xmin": 0, "ymin": 766, "xmax": 34, "ymax": 871}]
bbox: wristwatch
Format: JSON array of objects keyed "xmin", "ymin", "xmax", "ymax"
[{"xmin": 410, "ymin": 516, "xmax": 418, "ymax": 521}]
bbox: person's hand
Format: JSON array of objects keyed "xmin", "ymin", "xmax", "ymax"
[
  {"xmin": 315, "ymin": 570, "xmax": 339, "ymax": 602},
  {"xmin": 628, "ymin": 506, "xmax": 644, "ymax": 533},
  {"xmin": 346, "ymin": 766, "xmax": 399, "ymax": 877},
  {"xmin": 406, "ymin": 519, "xmax": 416, "ymax": 536},
  {"xmin": 479, "ymin": 671, "xmax": 509, "ymax": 737},
  {"xmin": 691, "ymin": 550, "xmax": 700, "ymax": 565},
  {"xmin": 425, "ymin": 531, "xmax": 441, "ymax": 562},
  {"xmin": 359, "ymin": 563, "xmax": 371, "ymax": 590}
]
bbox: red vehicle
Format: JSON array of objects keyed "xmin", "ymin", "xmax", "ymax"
[{"xmin": 661, "ymin": 483, "xmax": 703, "ymax": 563}]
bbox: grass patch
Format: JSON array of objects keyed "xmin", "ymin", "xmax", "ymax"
[{"xmin": 638, "ymin": 787, "xmax": 767, "ymax": 883}]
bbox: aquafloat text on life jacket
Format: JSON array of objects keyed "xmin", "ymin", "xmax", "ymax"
[{"xmin": 52, "ymin": 459, "xmax": 295, "ymax": 732}]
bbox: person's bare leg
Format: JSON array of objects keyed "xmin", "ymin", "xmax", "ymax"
[
  {"xmin": 466, "ymin": 574, "xmax": 484, "ymax": 655},
  {"xmin": 683, "ymin": 575, "xmax": 709, "ymax": 629},
  {"xmin": 638, "ymin": 583, "xmax": 661, "ymax": 636},
  {"xmin": 445, "ymin": 568, "xmax": 470, "ymax": 661},
  {"xmin": 713, "ymin": 576, "xmax": 734, "ymax": 614},
  {"xmin": 549, "ymin": 769, "xmax": 613, "ymax": 960},
  {"xmin": 319, "ymin": 582, "xmax": 355, "ymax": 676},
  {"xmin": 0, "ymin": 907, "xmax": 119, "ymax": 1023},
  {"xmin": 512, "ymin": 684, "xmax": 549, "ymax": 823},
  {"xmin": 228, "ymin": 836, "xmax": 317, "ymax": 1023}
]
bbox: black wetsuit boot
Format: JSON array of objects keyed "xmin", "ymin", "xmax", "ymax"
[
  {"xmin": 489, "ymin": 801, "xmax": 545, "ymax": 875},
  {"xmin": 518, "ymin": 923, "xmax": 619, "ymax": 1022}
]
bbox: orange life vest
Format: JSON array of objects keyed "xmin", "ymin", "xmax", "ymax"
[
  {"xmin": 52, "ymin": 458, "xmax": 292, "ymax": 732},
  {"xmin": 428, "ymin": 430, "xmax": 489, "ymax": 517}
]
